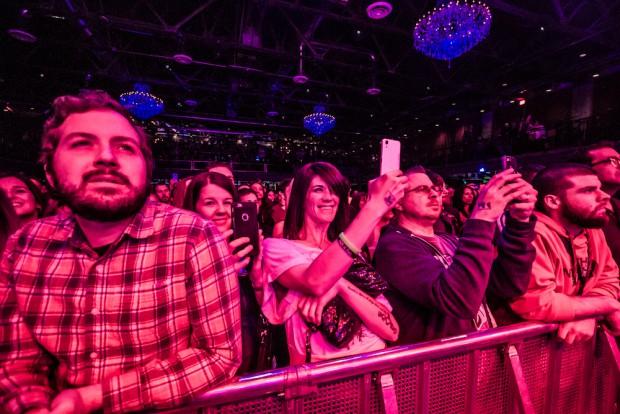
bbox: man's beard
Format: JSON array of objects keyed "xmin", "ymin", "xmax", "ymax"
[
  {"xmin": 561, "ymin": 202, "xmax": 609, "ymax": 229},
  {"xmin": 53, "ymin": 169, "xmax": 148, "ymax": 222}
]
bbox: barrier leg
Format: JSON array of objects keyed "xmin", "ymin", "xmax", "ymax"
[
  {"xmin": 506, "ymin": 344, "xmax": 535, "ymax": 414},
  {"xmin": 378, "ymin": 373, "xmax": 398, "ymax": 414}
]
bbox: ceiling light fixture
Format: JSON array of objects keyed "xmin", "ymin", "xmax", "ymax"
[
  {"xmin": 172, "ymin": 53, "xmax": 193, "ymax": 65},
  {"xmin": 414, "ymin": 1, "xmax": 492, "ymax": 62},
  {"xmin": 293, "ymin": 44, "xmax": 309, "ymax": 84},
  {"xmin": 304, "ymin": 105, "xmax": 336, "ymax": 136},
  {"xmin": 119, "ymin": 83, "xmax": 164, "ymax": 120},
  {"xmin": 366, "ymin": 1, "xmax": 393, "ymax": 20}
]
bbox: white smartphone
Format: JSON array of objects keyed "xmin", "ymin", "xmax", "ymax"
[{"xmin": 380, "ymin": 138, "xmax": 401, "ymax": 175}]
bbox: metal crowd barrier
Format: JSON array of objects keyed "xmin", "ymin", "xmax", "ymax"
[{"xmin": 166, "ymin": 322, "xmax": 619, "ymax": 414}]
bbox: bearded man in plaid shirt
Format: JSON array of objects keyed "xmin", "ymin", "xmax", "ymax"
[{"xmin": 0, "ymin": 90, "xmax": 242, "ymax": 413}]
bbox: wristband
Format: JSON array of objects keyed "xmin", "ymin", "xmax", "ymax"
[{"xmin": 338, "ymin": 232, "xmax": 361, "ymax": 257}]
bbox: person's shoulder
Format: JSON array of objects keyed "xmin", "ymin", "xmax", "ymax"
[
  {"xmin": 378, "ymin": 224, "xmax": 415, "ymax": 245},
  {"xmin": 263, "ymin": 237, "xmax": 302, "ymax": 251},
  {"xmin": 20, "ymin": 214, "xmax": 74, "ymax": 240},
  {"xmin": 149, "ymin": 201, "xmax": 220, "ymax": 238}
]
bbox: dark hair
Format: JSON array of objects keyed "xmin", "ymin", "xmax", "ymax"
[
  {"xmin": 206, "ymin": 161, "xmax": 233, "ymax": 175},
  {"xmin": 0, "ymin": 172, "xmax": 46, "ymax": 218},
  {"xmin": 425, "ymin": 169, "xmax": 445, "ymax": 187},
  {"xmin": 453, "ymin": 183, "xmax": 478, "ymax": 216},
  {"xmin": 532, "ymin": 163, "xmax": 597, "ymax": 213},
  {"xmin": 183, "ymin": 172, "xmax": 237, "ymax": 211},
  {"xmin": 572, "ymin": 140, "xmax": 619, "ymax": 165},
  {"xmin": 40, "ymin": 89, "xmax": 153, "ymax": 184},
  {"xmin": 404, "ymin": 165, "xmax": 428, "ymax": 176},
  {"xmin": 0, "ymin": 189, "xmax": 19, "ymax": 255},
  {"xmin": 284, "ymin": 162, "xmax": 350, "ymax": 241},
  {"xmin": 349, "ymin": 191, "xmax": 367, "ymax": 219},
  {"xmin": 238, "ymin": 187, "xmax": 258, "ymax": 199}
]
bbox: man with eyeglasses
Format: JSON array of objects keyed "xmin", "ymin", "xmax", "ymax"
[
  {"xmin": 374, "ymin": 166, "xmax": 537, "ymax": 344},
  {"xmin": 574, "ymin": 142, "xmax": 620, "ymax": 265}
]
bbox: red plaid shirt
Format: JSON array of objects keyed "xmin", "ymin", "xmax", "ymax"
[{"xmin": 0, "ymin": 201, "xmax": 241, "ymax": 413}]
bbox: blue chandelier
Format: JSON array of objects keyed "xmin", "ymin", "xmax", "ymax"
[
  {"xmin": 303, "ymin": 105, "xmax": 336, "ymax": 136},
  {"xmin": 414, "ymin": 1, "xmax": 491, "ymax": 62},
  {"xmin": 119, "ymin": 83, "xmax": 164, "ymax": 120}
]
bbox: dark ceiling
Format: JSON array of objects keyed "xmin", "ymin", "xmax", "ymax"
[{"xmin": 1, "ymin": 0, "xmax": 620, "ymax": 139}]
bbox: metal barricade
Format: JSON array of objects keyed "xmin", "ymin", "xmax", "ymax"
[{"xmin": 166, "ymin": 322, "xmax": 619, "ymax": 414}]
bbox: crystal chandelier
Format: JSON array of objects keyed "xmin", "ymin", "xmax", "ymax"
[
  {"xmin": 119, "ymin": 83, "xmax": 164, "ymax": 120},
  {"xmin": 303, "ymin": 105, "xmax": 336, "ymax": 136},
  {"xmin": 414, "ymin": 1, "xmax": 491, "ymax": 62}
]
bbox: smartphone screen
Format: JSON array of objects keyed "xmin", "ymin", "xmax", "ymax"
[
  {"xmin": 232, "ymin": 202, "xmax": 259, "ymax": 257},
  {"xmin": 380, "ymin": 138, "xmax": 401, "ymax": 175}
]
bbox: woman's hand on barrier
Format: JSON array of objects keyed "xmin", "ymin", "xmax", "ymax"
[
  {"xmin": 297, "ymin": 280, "xmax": 341, "ymax": 325},
  {"xmin": 557, "ymin": 318, "xmax": 597, "ymax": 344},
  {"xmin": 366, "ymin": 170, "xmax": 409, "ymax": 216}
]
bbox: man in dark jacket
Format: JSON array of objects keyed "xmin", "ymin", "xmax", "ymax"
[{"xmin": 374, "ymin": 166, "xmax": 537, "ymax": 344}]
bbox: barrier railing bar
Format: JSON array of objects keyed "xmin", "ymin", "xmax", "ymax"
[
  {"xmin": 544, "ymin": 340, "xmax": 562, "ymax": 414},
  {"xmin": 601, "ymin": 329, "xmax": 620, "ymax": 378},
  {"xmin": 464, "ymin": 350, "xmax": 479, "ymax": 414},
  {"xmin": 183, "ymin": 322, "xmax": 558, "ymax": 408},
  {"xmin": 601, "ymin": 330, "xmax": 620, "ymax": 414},
  {"xmin": 416, "ymin": 361, "xmax": 430, "ymax": 414},
  {"xmin": 506, "ymin": 344, "xmax": 535, "ymax": 414},
  {"xmin": 361, "ymin": 373, "xmax": 371, "ymax": 414}
]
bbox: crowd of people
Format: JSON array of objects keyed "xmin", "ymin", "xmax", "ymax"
[{"xmin": 0, "ymin": 89, "xmax": 618, "ymax": 413}]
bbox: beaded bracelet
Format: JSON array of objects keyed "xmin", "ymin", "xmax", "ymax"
[{"xmin": 338, "ymin": 232, "xmax": 361, "ymax": 257}]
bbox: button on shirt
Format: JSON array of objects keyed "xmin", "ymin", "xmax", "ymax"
[{"xmin": 0, "ymin": 201, "xmax": 242, "ymax": 413}]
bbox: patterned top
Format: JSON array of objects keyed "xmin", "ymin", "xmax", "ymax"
[{"xmin": 0, "ymin": 201, "xmax": 241, "ymax": 413}]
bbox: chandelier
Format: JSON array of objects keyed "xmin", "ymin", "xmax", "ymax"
[
  {"xmin": 303, "ymin": 105, "xmax": 336, "ymax": 136},
  {"xmin": 414, "ymin": 1, "xmax": 491, "ymax": 62},
  {"xmin": 119, "ymin": 83, "xmax": 164, "ymax": 120}
]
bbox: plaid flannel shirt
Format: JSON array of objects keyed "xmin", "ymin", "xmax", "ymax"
[{"xmin": 0, "ymin": 201, "xmax": 241, "ymax": 413}]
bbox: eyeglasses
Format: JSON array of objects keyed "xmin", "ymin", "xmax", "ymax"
[
  {"xmin": 407, "ymin": 185, "xmax": 444, "ymax": 195},
  {"xmin": 592, "ymin": 157, "xmax": 619, "ymax": 168}
]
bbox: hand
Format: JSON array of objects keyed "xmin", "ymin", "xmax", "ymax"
[
  {"xmin": 50, "ymin": 390, "xmax": 86, "ymax": 414},
  {"xmin": 557, "ymin": 318, "xmax": 597, "ymax": 344},
  {"xmin": 25, "ymin": 409, "xmax": 50, "ymax": 414},
  {"xmin": 604, "ymin": 309, "xmax": 620, "ymax": 335},
  {"xmin": 506, "ymin": 180, "xmax": 537, "ymax": 222},
  {"xmin": 222, "ymin": 230, "xmax": 253, "ymax": 273},
  {"xmin": 470, "ymin": 169, "xmax": 531, "ymax": 223},
  {"xmin": 366, "ymin": 170, "xmax": 409, "ymax": 216},
  {"xmin": 297, "ymin": 280, "xmax": 341, "ymax": 325}
]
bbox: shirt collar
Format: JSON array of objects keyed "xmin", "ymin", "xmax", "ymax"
[{"xmin": 49, "ymin": 200, "xmax": 157, "ymax": 246}]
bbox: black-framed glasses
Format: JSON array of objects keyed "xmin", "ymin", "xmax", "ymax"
[
  {"xmin": 592, "ymin": 157, "xmax": 619, "ymax": 168},
  {"xmin": 407, "ymin": 185, "xmax": 444, "ymax": 195}
]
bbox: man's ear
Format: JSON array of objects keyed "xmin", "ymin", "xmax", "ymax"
[
  {"xmin": 394, "ymin": 199, "xmax": 404, "ymax": 213},
  {"xmin": 543, "ymin": 194, "xmax": 561, "ymax": 212}
]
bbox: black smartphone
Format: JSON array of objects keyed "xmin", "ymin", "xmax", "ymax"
[
  {"xmin": 232, "ymin": 202, "xmax": 259, "ymax": 257},
  {"xmin": 501, "ymin": 155, "xmax": 518, "ymax": 172}
]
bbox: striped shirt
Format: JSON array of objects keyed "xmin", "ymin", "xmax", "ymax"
[{"xmin": 0, "ymin": 201, "xmax": 241, "ymax": 413}]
